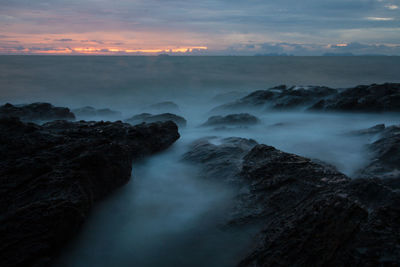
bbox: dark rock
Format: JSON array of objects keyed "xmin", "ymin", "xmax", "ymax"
[
  {"xmin": 183, "ymin": 137, "xmax": 258, "ymax": 182},
  {"xmin": 357, "ymin": 124, "xmax": 400, "ymax": 179},
  {"xmin": 0, "ymin": 117, "xmax": 179, "ymax": 267},
  {"xmin": 184, "ymin": 138, "xmax": 400, "ymax": 266},
  {"xmin": 72, "ymin": 106, "xmax": 121, "ymax": 119},
  {"xmin": 125, "ymin": 112, "xmax": 187, "ymax": 127},
  {"xmin": 213, "ymin": 83, "xmax": 400, "ymax": 113},
  {"xmin": 0, "ymin": 102, "xmax": 75, "ymax": 122},
  {"xmin": 146, "ymin": 101, "xmax": 180, "ymax": 113},
  {"xmin": 212, "ymin": 85, "xmax": 337, "ymax": 112},
  {"xmin": 310, "ymin": 83, "xmax": 400, "ymax": 112},
  {"xmin": 202, "ymin": 113, "xmax": 260, "ymax": 127}
]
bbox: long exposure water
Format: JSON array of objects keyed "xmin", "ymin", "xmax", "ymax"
[{"xmin": 1, "ymin": 56, "xmax": 400, "ymax": 266}]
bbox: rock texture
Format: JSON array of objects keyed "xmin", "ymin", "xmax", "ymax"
[
  {"xmin": 212, "ymin": 85, "xmax": 337, "ymax": 112},
  {"xmin": 356, "ymin": 124, "xmax": 400, "ymax": 179},
  {"xmin": 0, "ymin": 103, "xmax": 75, "ymax": 122},
  {"xmin": 183, "ymin": 137, "xmax": 258, "ymax": 181},
  {"xmin": 0, "ymin": 117, "xmax": 179, "ymax": 267},
  {"xmin": 184, "ymin": 137, "xmax": 400, "ymax": 266},
  {"xmin": 311, "ymin": 83, "xmax": 400, "ymax": 112},
  {"xmin": 212, "ymin": 83, "xmax": 400, "ymax": 113},
  {"xmin": 126, "ymin": 112, "xmax": 187, "ymax": 127},
  {"xmin": 202, "ymin": 113, "xmax": 260, "ymax": 127},
  {"xmin": 72, "ymin": 106, "xmax": 121, "ymax": 119}
]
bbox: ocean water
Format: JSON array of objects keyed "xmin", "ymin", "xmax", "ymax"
[
  {"xmin": 1, "ymin": 56, "xmax": 400, "ymax": 109},
  {"xmin": 2, "ymin": 56, "xmax": 400, "ymax": 266}
]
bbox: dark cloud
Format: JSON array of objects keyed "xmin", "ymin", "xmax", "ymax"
[{"xmin": 54, "ymin": 38, "xmax": 73, "ymax": 42}]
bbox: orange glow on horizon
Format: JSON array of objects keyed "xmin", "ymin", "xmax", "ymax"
[{"xmin": 0, "ymin": 45, "xmax": 208, "ymax": 55}]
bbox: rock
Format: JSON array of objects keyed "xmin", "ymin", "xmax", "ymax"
[
  {"xmin": 145, "ymin": 101, "xmax": 180, "ymax": 113},
  {"xmin": 0, "ymin": 102, "xmax": 75, "ymax": 122},
  {"xmin": 0, "ymin": 117, "xmax": 179, "ymax": 267},
  {"xmin": 212, "ymin": 83, "xmax": 400, "ymax": 113},
  {"xmin": 357, "ymin": 124, "xmax": 400, "ymax": 179},
  {"xmin": 72, "ymin": 106, "xmax": 122, "ymax": 119},
  {"xmin": 201, "ymin": 113, "xmax": 260, "ymax": 127},
  {"xmin": 125, "ymin": 113, "xmax": 187, "ymax": 127},
  {"xmin": 310, "ymin": 83, "xmax": 400, "ymax": 112},
  {"xmin": 184, "ymin": 138, "xmax": 400, "ymax": 266},
  {"xmin": 212, "ymin": 85, "xmax": 337, "ymax": 112},
  {"xmin": 183, "ymin": 137, "xmax": 258, "ymax": 182}
]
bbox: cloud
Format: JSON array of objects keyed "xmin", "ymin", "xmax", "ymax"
[
  {"xmin": 385, "ymin": 4, "xmax": 398, "ymax": 10},
  {"xmin": 0, "ymin": 0, "xmax": 399, "ymax": 54},
  {"xmin": 54, "ymin": 38, "xmax": 73, "ymax": 42},
  {"xmin": 366, "ymin": 17, "xmax": 394, "ymax": 21}
]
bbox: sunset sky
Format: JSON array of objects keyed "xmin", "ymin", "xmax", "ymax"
[{"xmin": 0, "ymin": 0, "xmax": 399, "ymax": 55}]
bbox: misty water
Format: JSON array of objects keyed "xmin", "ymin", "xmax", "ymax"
[{"xmin": 1, "ymin": 56, "xmax": 400, "ymax": 266}]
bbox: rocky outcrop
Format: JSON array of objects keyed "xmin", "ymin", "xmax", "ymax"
[
  {"xmin": 0, "ymin": 117, "xmax": 179, "ymax": 267},
  {"xmin": 201, "ymin": 113, "xmax": 260, "ymax": 127},
  {"xmin": 72, "ymin": 106, "xmax": 122, "ymax": 120},
  {"xmin": 310, "ymin": 83, "xmax": 400, "ymax": 112},
  {"xmin": 212, "ymin": 85, "xmax": 337, "ymax": 112},
  {"xmin": 126, "ymin": 113, "xmax": 187, "ymax": 127},
  {"xmin": 0, "ymin": 103, "xmax": 75, "ymax": 122},
  {"xmin": 212, "ymin": 83, "xmax": 400, "ymax": 113},
  {"xmin": 356, "ymin": 124, "xmax": 400, "ymax": 179},
  {"xmin": 183, "ymin": 137, "xmax": 258, "ymax": 181},
  {"xmin": 183, "ymin": 137, "xmax": 400, "ymax": 266}
]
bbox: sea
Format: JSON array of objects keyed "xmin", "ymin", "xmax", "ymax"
[{"xmin": 1, "ymin": 55, "xmax": 400, "ymax": 267}]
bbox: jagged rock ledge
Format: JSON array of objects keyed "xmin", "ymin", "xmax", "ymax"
[
  {"xmin": 0, "ymin": 117, "xmax": 180, "ymax": 267},
  {"xmin": 0, "ymin": 102, "xmax": 75, "ymax": 122},
  {"xmin": 212, "ymin": 83, "xmax": 400, "ymax": 113},
  {"xmin": 125, "ymin": 112, "xmax": 187, "ymax": 127},
  {"xmin": 184, "ymin": 136, "xmax": 400, "ymax": 266}
]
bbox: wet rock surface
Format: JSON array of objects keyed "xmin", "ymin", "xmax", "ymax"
[
  {"xmin": 0, "ymin": 117, "xmax": 179, "ymax": 267},
  {"xmin": 0, "ymin": 103, "xmax": 75, "ymax": 122},
  {"xmin": 212, "ymin": 83, "xmax": 400, "ymax": 113},
  {"xmin": 311, "ymin": 83, "xmax": 400, "ymax": 112},
  {"xmin": 202, "ymin": 113, "xmax": 260, "ymax": 127},
  {"xmin": 184, "ymin": 137, "xmax": 400, "ymax": 266},
  {"xmin": 72, "ymin": 106, "xmax": 122, "ymax": 120},
  {"xmin": 212, "ymin": 85, "xmax": 337, "ymax": 112},
  {"xmin": 125, "ymin": 112, "xmax": 187, "ymax": 127},
  {"xmin": 356, "ymin": 124, "xmax": 400, "ymax": 179},
  {"xmin": 183, "ymin": 137, "xmax": 258, "ymax": 182}
]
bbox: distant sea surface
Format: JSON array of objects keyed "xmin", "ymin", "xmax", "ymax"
[{"xmin": 1, "ymin": 56, "xmax": 399, "ymax": 108}]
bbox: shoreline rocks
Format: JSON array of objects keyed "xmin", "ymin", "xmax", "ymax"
[
  {"xmin": 72, "ymin": 106, "xmax": 122, "ymax": 120},
  {"xmin": 212, "ymin": 83, "xmax": 400, "ymax": 113},
  {"xmin": 201, "ymin": 113, "xmax": 260, "ymax": 127},
  {"xmin": 0, "ymin": 117, "xmax": 179, "ymax": 267},
  {"xmin": 125, "ymin": 112, "xmax": 187, "ymax": 127},
  {"xmin": 183, "ymin": 136, "xmax": 400, "ymax": 266},
  {"xmin": 356, "ymin": 124, "xmax": 400, "ymax": 179},
  {"xmin": 0, "ymin": 102, "xmax": 75, "ymax": 122}
]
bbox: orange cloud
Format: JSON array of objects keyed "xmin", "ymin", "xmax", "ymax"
[{"xmin": 0, "ymin": 32, "xmax": 209, "ymax": 54}]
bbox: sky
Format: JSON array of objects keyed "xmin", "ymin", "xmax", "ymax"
[{"xmin": 0, "ymin": 0, "xmax": 399, "ymax": 55}]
